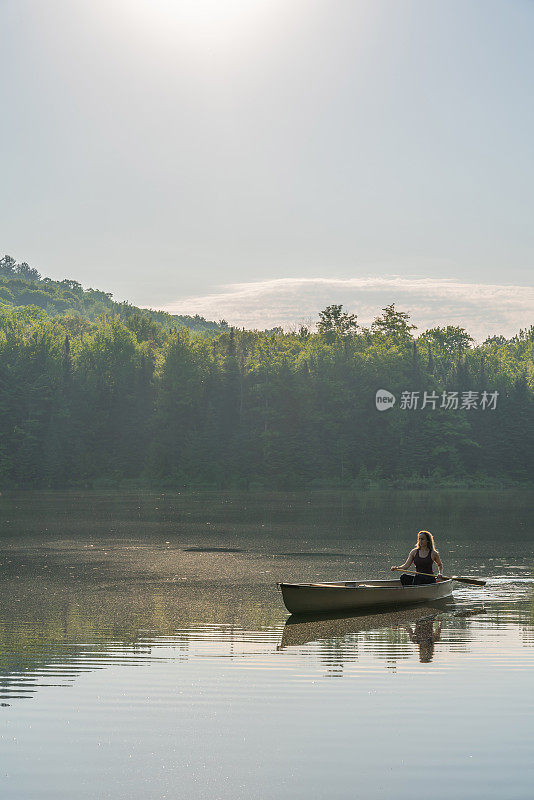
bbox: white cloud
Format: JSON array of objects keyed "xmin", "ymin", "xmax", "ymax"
[{"xmin": 156, "ymin": 276, "xmax": 534, "ymax": 340}]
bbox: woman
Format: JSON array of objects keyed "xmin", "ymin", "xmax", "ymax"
[{"xmin": 391, "ymin": 530, "xmax": 443, "ymax": 585}]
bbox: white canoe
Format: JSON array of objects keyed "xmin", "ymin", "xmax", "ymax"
[{"xmin": 279, "ymin": 577, "xmax": 453, "ymax": 614}]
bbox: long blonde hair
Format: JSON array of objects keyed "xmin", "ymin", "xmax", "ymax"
[{"xmin": 416, "ymin": 530, "xmax": 438, "ymax": 554}]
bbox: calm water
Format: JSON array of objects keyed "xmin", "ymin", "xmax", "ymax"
[{"xmin": 0, "ymin": 490, "xmax": 533, "ymax": 799}]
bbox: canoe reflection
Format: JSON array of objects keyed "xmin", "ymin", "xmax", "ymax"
[{"xmin": 278, "ymin": 598, "xmax": 454, "ymax": 666}]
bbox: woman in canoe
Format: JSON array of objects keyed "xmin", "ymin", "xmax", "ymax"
[{"xmin": 391, "ymin": 530, "xmax": 443, "ymax": 585}]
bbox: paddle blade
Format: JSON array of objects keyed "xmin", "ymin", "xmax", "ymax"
[{"xmin": 452, "ymin": 575, "xmax": 486, "ymax": 586}]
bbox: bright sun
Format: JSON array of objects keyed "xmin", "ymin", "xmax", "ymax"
[{"xmin": 122, "ymin": 0, "xmax": 278, "ymax": 48}]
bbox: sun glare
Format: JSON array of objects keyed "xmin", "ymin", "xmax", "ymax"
[{"xmin": 122, "ymin": 0, "xmax": 279, "ymax": 48}]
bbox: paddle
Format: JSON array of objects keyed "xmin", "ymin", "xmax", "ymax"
[{"xmin": 392, "ymin": 567, "xmax": 486, "ymax": 587}]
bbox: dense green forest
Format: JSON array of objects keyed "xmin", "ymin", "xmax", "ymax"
[
  {"xmin": 1, "ymin": 254, "xmax": 533, "ymax": 489},
  {"xmin": 0, "ymin": 254, "xmax": 222, "ymax": 334}
]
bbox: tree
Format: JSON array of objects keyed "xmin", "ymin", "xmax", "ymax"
[
  {"xmin": 16, "ymin": 262, "xmax": 42, "ymax": 281},
  {"xmin": 420, "ymin": 326, "xmax": 473, "ymax": 383},
  {"xmin": 371, "ymin": 304, "xmax": 416, "ymax": 342},
  {"xmin": 0, "ymin": 255, "xmax": 17, "ymax": 276},
  {"xmin": 317, "ymin": 305, "xmax": 358, "ymax": 342},
  {"xmin": 60, "ymin": 279, "xmax": 83, "ymax": 294},
  {"xmin": 73, "ymin": 319, "xmax": 151, "ymax": 480},
  {"xmin": 149, "ymin": 328, "xmax": 210, "ymax": 484},
  {"xmin": 422, "ymin": 326, "xmax": 473, "ymax": 357}
]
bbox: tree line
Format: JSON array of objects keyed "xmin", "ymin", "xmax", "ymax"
[
  {"xmin": 1, "ymin": 278, "xmax": 532, "ymax": 489},
  {"xmin": 0, "ymin": 254, "xmax": 222, "ymax": 334}
]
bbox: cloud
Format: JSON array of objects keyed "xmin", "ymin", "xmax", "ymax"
[{"xmin": 157, "ymin": 276, "xmax": 534, "ymax": 340}]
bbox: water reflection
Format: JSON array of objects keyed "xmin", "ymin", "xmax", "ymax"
[
  {"xmin": 404, "ymin": 617, "xmax": 442, "ymax": 662},
  {"xmin": 279, "ymin": 601, "xmax": 452, "ymax": 649},
  {"xmin": 0, "ymin": 490, "xmax": 533, "ymax": 800},
  {"xmin": 0, "ymin": 583, "xmax": 531, "ymax": 704},
  {"xmin": 279, "ymin": 602, "xmax": 453, "ymax": 672},
  {"xmin": 0, "ymin": 494, "xmax": 531, "ymax": 694}
]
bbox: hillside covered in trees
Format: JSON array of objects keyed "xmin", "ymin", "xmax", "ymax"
[
  {"xmin": 1, "ymin": 254, "xmax": 533, "ymax": 490},
  {"xmin": 0, "ymin": 254, "xmax": 222, "ymax": 334}
]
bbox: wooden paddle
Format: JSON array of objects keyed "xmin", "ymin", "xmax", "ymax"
[{"xmin": 392, "ymin": 567, "xmax": 486, "ymax": 586}]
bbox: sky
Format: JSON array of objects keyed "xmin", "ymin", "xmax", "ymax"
[{"xmin": 1, "ymin": 0, "xmax": 533, "ymax": 339}]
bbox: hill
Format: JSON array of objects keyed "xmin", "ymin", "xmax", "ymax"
[{"xmin": 0, "ymin": 254, "xmax": 223, "ymax": 335}]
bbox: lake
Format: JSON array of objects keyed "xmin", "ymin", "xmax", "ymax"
[{"xmin": 0, "ymin": 490, "xmax": 533, "ymax": 799}]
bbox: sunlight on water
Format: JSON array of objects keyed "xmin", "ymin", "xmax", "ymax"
[{"xmin": 0, "ymin": 491, "xmax": 533, "ymax": 799}]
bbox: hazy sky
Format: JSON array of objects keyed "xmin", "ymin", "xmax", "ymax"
[{"xmin": 1, "ymin": 0, "xmax": 533, "ymax": 338}]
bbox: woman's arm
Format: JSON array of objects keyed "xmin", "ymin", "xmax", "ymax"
[
  {"xmin": 433, "ymin": 551, "xmax": 443, "ymax": 576},
  {"xmin": 390, "ymin": 549, "xmax": 415, "ymax": 572}
]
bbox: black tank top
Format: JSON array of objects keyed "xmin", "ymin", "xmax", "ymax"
[{"xmin": 413, "ymin": 548, "xmax": 434, "ymax": 574}]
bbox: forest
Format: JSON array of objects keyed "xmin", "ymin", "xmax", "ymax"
[
  {"xmin": 0, "ymin": 254, "xmax": 222, "ymax": 334},
  {"xmin": 1, "ymin": 254, "xmax": 533, "ymax": 489}
]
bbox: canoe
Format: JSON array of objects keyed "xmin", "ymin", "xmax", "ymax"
[{"xmin": 278, "ymin": 577, "xmax": 453, "ymax": 614}]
